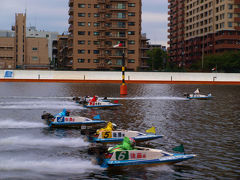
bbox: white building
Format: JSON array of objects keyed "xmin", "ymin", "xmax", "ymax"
[{"xmin": 26, "ymin": 26, "xmax": 59, "ymax": 62}]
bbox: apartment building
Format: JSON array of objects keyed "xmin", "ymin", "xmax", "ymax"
[
  {"xmin": 68, "ymin": 0, "xmax": 142, "ymax": 71},
  {"xmin": 0, "ymin": 13, "xmax": 54, "ymax": 70},
  {"xmin": 168, "ymin": 0, "xmax": 240, "ymax": 66}
]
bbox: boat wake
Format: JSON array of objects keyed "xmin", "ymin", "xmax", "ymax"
[
  {"xmin": 108, "ymin": 96, "xmax": 187, "ymax": 100},
  {"xmin": 0, "ymin": 119, "xmax": 47, "ymax": 129},
  {"xmin": 0, "ymin": 101, "xmax": 83, "ymax": 110},
  {"xmin": 0, "ymin": 158, "xmax": 101, "ymax": 175},
  {"xmin": 0, "ymin": 136, "xmax": 89, "ymax": 148}
]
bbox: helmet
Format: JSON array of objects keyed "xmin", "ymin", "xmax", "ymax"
[{"xmin": 129, "ymin": 138, "xmax": 136, "ymax": 147}]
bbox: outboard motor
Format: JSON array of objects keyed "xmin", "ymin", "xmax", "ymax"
[{"xmin": 41, "ymin": 111, "xmax": 54, "ymax": 120}]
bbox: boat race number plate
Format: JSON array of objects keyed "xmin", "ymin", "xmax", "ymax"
[
  {"xmin": 102, "ymin": 131, "xmax": 112, "ymax": 138},
  {"xmin": 116, "ymin": 151, "xmax": 129, "ymax": 160}
]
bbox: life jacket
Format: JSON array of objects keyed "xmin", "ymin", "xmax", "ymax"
[
  {"xmin": 96, "ymin": 122, "xmax": 113, "ymax": 134},
  {"xmin": 109, "ymin": 137, "xmax": 135, "ymax": 153}
]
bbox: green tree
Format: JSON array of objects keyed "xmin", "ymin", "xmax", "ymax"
[
  {"xmin": 146, "ymin": 48, "xmax": 167, "ymax": 71},
  {"xmin": 190, "ymin": 51, "xmax": 240, "ymax": 72}
]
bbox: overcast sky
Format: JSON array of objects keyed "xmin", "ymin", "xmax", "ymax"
[{"xmin": 0, "ymin": 0, "xmax": 168, "ymax": 46}]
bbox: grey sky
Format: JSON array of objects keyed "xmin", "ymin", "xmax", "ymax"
[{"xmin": 0, "ymin": 0, "xmax": 168, "ymax": 46}]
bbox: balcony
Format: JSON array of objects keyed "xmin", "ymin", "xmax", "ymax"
[
  {"xmin": 68, "ymin": 7, "xmax": 73, "ymax": 15},
  {"xmin": 110, "ymin": 25, "xmax": 128, "ymax": 30},
  {"xmin": 68, "ymin": 25, "xmax": 73, "ymax": 32},
  {"xmin": 97, "ymin": 0, "xmax": 106, "ymax": 3},
  {"xmin": 98, "ymin": 8, "xmax": 106, "ymax": 13},
  {"xmin": 97, "ymin": 36, "xmax": 106, "ymax": 40},
  {"xmin": 110, "ymin": 0, "xmax": 128, "ymax": 1},
  {"xmin": 69, "ymin": 0, "xmax": 73, "ymax": 7},
  {"xmin": 234, "ymin": 8, "xmax": 240, "ymax": 13},
  {"xmin": 97, "ymin": 26, "xmax": 106, "ymax": 31},
  {"xmin": 68, "ymin": 16, "xmax": 73, "ymax": 24},
  {"xmin": 110, "ymin": 15, "xmax": 128, "ymax": 21},
  {"xmin": 110, "ymin": 6, "xmax": 127, "ymax": 11},
  {"xmin": 235, "ymin": 0, "xmax": 240, "ymax": 4},
  {"xmin": 109, "ymin": 34, "xmax": 127, "ymax": 39}
]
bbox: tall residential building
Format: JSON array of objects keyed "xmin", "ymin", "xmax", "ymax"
[
  {"xmin": 68, "ymin": 0, "xmax": 142, "ymax": 71},
  {"xmin": 0, "ymin": 13, "xmax": 58, "ymax": 70},
  {"xmin": 168, "ymin": 0, "xmax": 240, "ymax": 66}
]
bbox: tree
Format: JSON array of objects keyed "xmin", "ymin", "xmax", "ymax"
[
  {"xmin": 190, "ymin": 51, "xmax": 240, "ymax": 72},
  {"xmin": 146, "ymin": 48, "xmax": 167, "ymax": 71}
]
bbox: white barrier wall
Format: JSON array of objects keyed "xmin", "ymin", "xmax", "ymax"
[{"xmin": 0, "ymin": 70, "xmax": 240, "ymax": 82}]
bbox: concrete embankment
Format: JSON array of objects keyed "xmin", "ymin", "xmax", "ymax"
[{"xmin": 0, "ymin": 70, "xmax": 239, "ymax": 85}]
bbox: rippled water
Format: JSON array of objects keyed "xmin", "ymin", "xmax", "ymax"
[{"xmin": 0, "ymin": 82, "xmax": 239, "ymax": 179}]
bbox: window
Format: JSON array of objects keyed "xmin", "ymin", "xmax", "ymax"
[
  {"xmin": 78, "ymin": 31, "xmax": 85, "ymax": 35},
  {"xmin": 78, "ymin": 50, "xmax": 85, "ymax": 54},
  {"xmin": 128, "ymin": 12, "xmax": 135, "ymax": 16},
  {"xmin": 228, "ymin": 13, "xmax": 233, "ymax": 18},
  {"xmin": 128, "ymin": 40, "xmax": 135, "ymax": 45},
  {"xmin": 93, "ymin": 59, "xmax": 100, "ymax": 63},
  {"xmin": 228, "ymin": 22, "xmax": 232, "ymax": 27},
  {"xmin": 228, "ymin": 4, "xmax": 233, "ymax": 10},
  {"xmin": 94, "ymin": 22, "xmax": 100, "ymax": 27},
  {"xmin": 128, "ymin": 3, "xmax": 135, "ymax": 7},
  {"xmin": 88, "ymin": 4, "xmax": 91, "ymax": 8},
  {"xmin": 32, "ymin": 56, "xmax": 38, "ymax": 61},
  {"xmin": 117, "ymin": 13, "xmax": 126, "ymax": 18},
  {"xmin": 128, "ymin": 31, "xmax": 135, "ymax": 35},
  {"xmin": 94, "ymin": 32, "xmax": 99, "ymax": 36},
  {"xmin": 128, "ymin": 22, "xmax": 135, "ymax": 26},
  {"xmin": 88, "ymin": 22, "xmax": 91, "ymax": 26},
  {"xmin": 46, "ymin": 34, "xmax": 49, "ymax": 38},
  {"xmin": 94, "ymin": 41, "xmax": 99, "ymax": 45},
  {"xmin": 78, "ymin": 4, "xmax": 85, "ymax": 8},
  {"xmin": 93, "ymin": 50, "xmax": 99, "ymax": 54},
  {"xmin": 88, "ymin": 41, "xmax": 91, "ymax": 45},
  {"xmin": 128, "ymin": 50, "xmax": 135, "ymax": 54},
  {"xmin": 32, "ymin": 47, "xmax": 38, "ymax": 51},
  {"xmin": 88, "ymin": 31, "xmax": 91, "ymax": 35},
  {"xmin": 128, "ymin": 59, "xmax": 135, "ymax": 63},
  {"xmin": 78, "ymin": 22, "xmax": 85, "ymax": 26},
  {"xmin": 78, "ymin": 13, "xmax": 85, "ymax": 17},
  {"xmin": 94, "ymin": 4, "xmax": 100, "ymax": 8},
  {"xmin": 78, "ymin": 40, "xmax": 85, "ymax": 44},
  {"xmin": 88, "ymin": 50, "xmax": 90, "ymax": 54},
  {"xmin": 88, "ymin": 59, "xmax": 90, "ymax": 63},
  {"xmin": 78, "ymin": 59, "xmax": 85, "ymax": 63},
  {"xmin": 88, "ymin": 13, "xmax": 91, "ymax": 17},
  {"xmin": 94, "ymin": 13, "xmax": 99, "ymax": 17}
]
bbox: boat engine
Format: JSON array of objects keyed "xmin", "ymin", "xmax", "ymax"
[{"xmin": 41, "ymin": 112, "xmax": 54, "ymax": 120}]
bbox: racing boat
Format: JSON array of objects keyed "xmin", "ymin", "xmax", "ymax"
[
  {"xmin": 184, "ymin": 88, "xmax": 213, "ymax": 100},
  {"xmin": 185, "ymin": 93, "xmax": 213, "ymax": 100},
  {"xmin": 90, "ymin": 123, "xmax": 163, "ymax": 144},
  {"xmin": 41, "ymin": 109, "xmax": 105, "ymax": 128},
  {"xmin": 73, "ymin": 96, "xmax": 110, "ymax": 104},
  {"xmin": 100, "ymin": 146, "xmax": 196, "ymax": 168},
  {"xmin": 98, "ymin": 137, "xmax": 195, "ymax": 168},
  {"xmin": 84, "ymin": 100, "xmax": 122, "ymax": 108}
]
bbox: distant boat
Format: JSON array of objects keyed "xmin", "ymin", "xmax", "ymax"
[
  {"xmin": 185, "ymin": 93, "xmax": 213, "ymax": 100},
  {"xmin": 184, "ymin": 88, "xmax": 213, "ymax": 100},
  {"xmin": 83, "ymin": 100, "xmax": 122, "ymax": 108}
]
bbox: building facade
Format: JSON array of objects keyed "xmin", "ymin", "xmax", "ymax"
[
  {"xmin": 68, "ymin": 0, "xmax": 142, "ymax": 71},
  {"xmin": 168, "ymin": 0, "xmax": 240, "ymax": 66},
  {"xmin": 0, "ymin": 13, "xmax": 56, "ymax": 70}
]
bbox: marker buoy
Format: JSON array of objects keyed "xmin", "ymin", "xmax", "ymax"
[{"xmin": 120, "ymin": 84, "xmax": 127, "ymax": 95}]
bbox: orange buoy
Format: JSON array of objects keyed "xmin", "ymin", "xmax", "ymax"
[{"xmin": 120, "ymin": 84, "xmax": 127, "ymax": 95}]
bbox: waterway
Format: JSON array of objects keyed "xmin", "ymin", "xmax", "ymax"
[{"xmin": 0, "ymin": 82, "xmax": 239, "ymax": 179}]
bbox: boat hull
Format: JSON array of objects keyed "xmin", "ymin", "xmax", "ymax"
[
  {"xmin": 102, "ymin": 154, "xmax": 195, "ymax": 168},
  {"xmin": 84, "ymin": 104, "xmax": 122, "ymax": 108},
  {"xmin": 92, "ymin": 135, "xmax": 163, "ymax": 144}
]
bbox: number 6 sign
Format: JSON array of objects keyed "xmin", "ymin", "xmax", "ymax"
[{"xmin": 116, "ymin": 151, "xmax": 129, "ymax": 160}]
